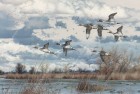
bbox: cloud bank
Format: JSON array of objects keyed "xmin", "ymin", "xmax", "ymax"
[{"xmin": 0, "ymin": 0, "xmax": 140, "ymax": 72}]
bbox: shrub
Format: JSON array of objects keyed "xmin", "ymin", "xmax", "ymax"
[
  {"xmin": 29, "ymin": 67, "xmax": 36, "ymax": 74},
  {"xmin": 15, "ymin": 63, "xmax": 26, "ymax": 74},
  {"xmin": 77, "ymin": 80, "xmax": 110, "ymax": 92}
]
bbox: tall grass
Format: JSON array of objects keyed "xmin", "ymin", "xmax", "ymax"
[
  {"xmin": 6, "ymin": 73, "xmax": 97, "ymax": 79},
  {"xmin": 76, "ymin": 80, "xmax": 111, "ymax": 93}
]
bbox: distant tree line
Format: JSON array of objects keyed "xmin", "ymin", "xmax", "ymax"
[
  {"xmin": 0, "ymin": 70, "xmax": 4, "ymax": 75},
  {"xmin": 15, "ymin": 63, "xmax": 36, "ymax": 74},
  {"xmin": 0, "ymin": 63, "xmax": 96, "ymax": 74}
]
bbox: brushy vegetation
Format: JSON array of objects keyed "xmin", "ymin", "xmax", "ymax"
[
  {"xmin": 6, "ymin": 72, "xmax": 140, "ymax": 80},
  {"xmin": 6, "ymin": 73, "xmax": 96, "ymax": 79},
  {"xmin": 21, "ymin": 86, "xmax": 45, "ymax": 94},
  {"xmin": 20, "ymin": 80, "xmax": 59, "ymax": 94},
  {"xmin": 77, "ymin": 80, "xmax": 111, "ymax": 92},
  {"xmin": 96, "ymin": 47, "xmax": 140, "ymax": 80}
]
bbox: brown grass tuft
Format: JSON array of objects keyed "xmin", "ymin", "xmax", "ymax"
[{"xmin": 77, "ymin": 80, "xmax": 110, "ymax": 92}]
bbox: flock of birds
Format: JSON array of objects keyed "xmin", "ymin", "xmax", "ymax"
[
  {"xmin": 79, "ymin": 12, "xmax": 126, "ymax": 40},
  {"xmin": 33, "ymin": 12, "xmax": 126, "ymax": 63},
  {"xmin": 34, "ymin": 39, "xmax": 76, "ymax": 56}
]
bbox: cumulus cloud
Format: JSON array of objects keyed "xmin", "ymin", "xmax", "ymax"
[
  {"xmin": 0, "ymin": 0, "xmax": 128, "ymax": 32},
  {"xmin": 100, "ymin": 0, "xmax": 140, "ymax": 10},
  {"xmin": 0, "ymin": 0, "xmax": 140, "ymax": 72},
  {"xmin": 0, "ymin": 0, "xmax": 30, "ymax": 5},
  {"xmin": 2, "ymin": 0, "xmax": 139, "ymax": 39}
]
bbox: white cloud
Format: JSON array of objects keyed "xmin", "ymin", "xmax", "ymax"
[
  {"xmin": 99, "ymin": 0, "xmax": 140, "ymax": 10},
  {"xmin": 0, "ymin": 0, "xmax": 140, "ymax": 72},
  {"xmin": 0, "ymin": 0, "xmax": 129, "ymax": 31},
  {"xmin": 0, "ymin": 0, "xmax": 30, "ymax": 5}
]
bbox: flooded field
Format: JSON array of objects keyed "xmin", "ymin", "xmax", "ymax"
[{"xmin": 0, "ymin": 78, "xmax": 140, "ymax": 94}]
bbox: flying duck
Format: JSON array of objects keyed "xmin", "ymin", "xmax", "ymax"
[
  {"xmin": 93, "ymin": 25, "xmax": 109, "ymax": 38},
  {"xmin": 107, "ymin": 12, "xmax": 117, "ymax": 22},
  {"xmin": 115, "ymin": 26, "xmax": 123, "ymax": 35},
  {"xmin": 108, "ymin": 30, "xmax": 126, "ymax": 41},
  {"xmin": 79, "ymin": 23, "xmax": 94, "ymax": 39},
  {"xmin": 92, "ymin": 48, "xmax": 111, "ymax": 64},
  {"xmin": 56, "ymin": 40, "xmax": 75, "ymax": 56},
  {"xmin": 34, "ymin": 43, "xmax": 56, "ymax": 55}
]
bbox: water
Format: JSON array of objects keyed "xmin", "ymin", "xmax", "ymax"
[{"xmin": 0, "ymin": 78, "xmax": 140, "ymax": 94}]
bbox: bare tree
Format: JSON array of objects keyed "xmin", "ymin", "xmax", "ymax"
[
  {"xmin": 0, "ymin": 69, "xmax": 4, "ymax": 75},
  {"xmin": 29, "ymin": 67, "xmax": 36, "ymax": 74},
  {"xmin": 15, "ymin": 63, "xmax": 26, "ymax": 74},
  {"xmin": 98, "ymin": 47, "xmax": 134, "ymax": 80},
  {"xmin": 40, "ymin": 63, "xmax": 50, "ymax": 73}
]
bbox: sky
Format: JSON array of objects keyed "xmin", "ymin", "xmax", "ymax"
[{"xmin": 0, "ymin": 0, "xmax": 140, "ymax": 72}]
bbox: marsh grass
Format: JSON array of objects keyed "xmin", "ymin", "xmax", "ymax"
[
  {"xmin": 76, "ymin": 80, "xmax": 111, "ymax": 93},
  {"xmin": 21, "ymin": 86, "xmax": 45, "ymax": 94},
  {"xmin": 6, "ymin": 70, "xmax": 140, "ymax": 80},
  {"xmin": 6, "ymin": 73, "xmax": 96, "ymax": 79},
  {"xmin": 19, "ymin": 74, "xmax": 60, "ymax": 94}
]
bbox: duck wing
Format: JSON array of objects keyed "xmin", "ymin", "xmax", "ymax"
[{"xmin": 43, "ymin": 43, "xmax": 49, "ymax": 49}]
